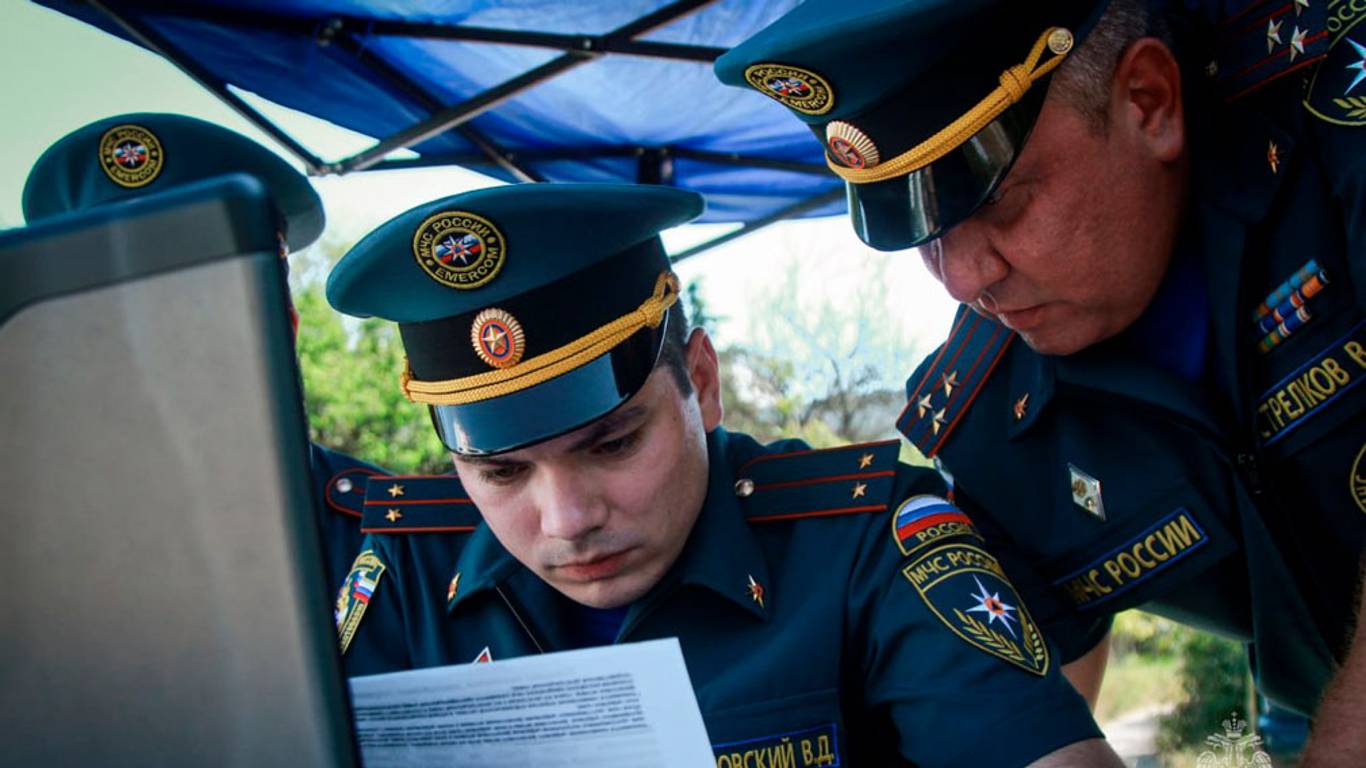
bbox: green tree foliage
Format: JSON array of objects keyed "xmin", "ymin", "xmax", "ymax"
[
  {"xmin": 1157, "ymin": 630, "xmax": 1252, "ymax": 751},
  {"xmin": 294, "ymin": 285, "xmax": 449, "ymax": 474}
]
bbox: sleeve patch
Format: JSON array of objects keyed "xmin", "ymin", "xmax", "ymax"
[
  {"xmin": 336, "ymin": 549, "xmax": 385, "ymax": 655},
  {"xmin": 901, "ymin": 542, "xmax": 1049, "ymax": 676},
  {"xmin": 891, "ymin": 495, "xmax": 982, "ymax": 557},
  {"xmin": 1304, "ymin": 13, "xmax": 1366, "ymax": 125}
]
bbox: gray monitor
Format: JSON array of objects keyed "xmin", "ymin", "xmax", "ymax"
[{"xmin": 0, "ymin": 176, "xmax": 357, "ymax": 768}]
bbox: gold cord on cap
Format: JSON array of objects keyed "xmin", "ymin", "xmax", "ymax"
[
  {"xmin": 825, "ymin": 27, "xmax": 1073, "ymax": 184},
  {"xmin": 400, "ymin": 271, "xmax": 681, "ymax": 405}
]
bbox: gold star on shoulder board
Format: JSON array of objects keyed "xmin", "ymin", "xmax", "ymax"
[
  {"xmin": 852, "ymin": 482, "xmax": 868, "ymax": 499},
  {"xmin": 1013, "ymin": 393, "xmax": 1030, "ymax": 421},
  {"xmin": 940, "ymin": 370, "xmax": 959, "ymax": 399},
  {"xmin": 931, "ymin": 408, "xmax": 947, "ymax": 435},
  {"xmin": 858, "ymin": 453, "xmax": 874, "ymax": 469},
  {"xmin": 385, "ymin": 508, "xmax": 403, "ymax": 522},
  {"xmin": 387, "ymin": 483, "xmax": 405, "ymax": 498},
  {"xmin": 1267, "ymin": 141, "xmax": 1281, "ymax": 174},
  {"xmin": 747, "ymin": 574, "xmax": 765, "ymax": 609},
  {"xmin": 916, "ymin": 393, "xmax": 933, "ymax": 418}
]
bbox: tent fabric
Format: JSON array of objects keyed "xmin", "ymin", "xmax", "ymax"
[{"xmin": 39, "ymin": 0, "xmax": 845, "ymax": 224}]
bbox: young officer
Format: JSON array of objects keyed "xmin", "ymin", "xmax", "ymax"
[
  {"xmin": 21, "ymin": 113, "xmax": 388, "ymax": 592},
  {"xmin": 326, "ymin": 182, "xmax": 1122, "ymax": 767},
  {"xmin": 713, "ymin": 0, "xmax": 1366, "ymax": 743}
]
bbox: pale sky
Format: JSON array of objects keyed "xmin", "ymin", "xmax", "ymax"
[{"xmin": 0, "ymin": 1, "xmax": 959, "ymax": 371}]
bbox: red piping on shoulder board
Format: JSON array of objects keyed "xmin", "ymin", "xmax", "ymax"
[
  {"xmin": 359, "ymin": 524, "xmax": 478, "ymax": 534},
  {"xmin": 754, "ymin": 469, "xmax": 895, "ymax": 492},
  {"xmin": 927, "ymin": 323, "xmax": 1013, "ymax": 456},
  {"xmin": 895, "ymin": 310, "xmax": 973, "ymax": 429},
  {"xmin": 749, "ymin": 504, "xmax": 888, "ymax": 523},
  {"xmin": 737, "ymin": 438, "xmax": 898, "ymax": 474},
  {"xmin": 364, "ymin": 497, "xmax": 475, "ymax": 506}
]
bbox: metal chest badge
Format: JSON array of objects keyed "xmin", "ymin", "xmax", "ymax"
[
  {"xmin": 742, "ymin": 63, "xmax": 834, "ymax": 115},
  {"xmin": 411, "ymin": 210, "xmax": 506, "ymax": 289},
  {"xmin": 1068, "ymin": 463, "xmax": 1106, "ymax": 521},
  {"xmin": 336, "ymin": 550, "xmax": 386, "ymax": 655},
  {"xmin": 471, "ymin": 307, "xmax": 526, "ymax": 369},
  {"xmin": 98, "ymin": 124, "xmax": 164, "ymax": 188}
]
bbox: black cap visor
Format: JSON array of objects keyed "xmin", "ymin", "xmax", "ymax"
[
  {"xmin": 428, "ymin": 317, "xmax": 668, "ymax": 456},
  {"xmin": 845, "ymin": 91, "xmax": 1045, "ymax": 252}
]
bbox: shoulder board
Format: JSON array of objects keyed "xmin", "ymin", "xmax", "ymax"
[
  {"xmin": 735, "ymin": 439, "xmax": 901, "ymax": 523},
  {"xmin": 1214, "ymin": 0, "xmax": 1328, "ymax": 103},
  {"xmin": 896, "ymin": 305, "xmax": 1014, "ymax": 458},
  {"xmin": 359, "ymin": 474, "xmax": 480, "ymax": 534},
  {"xmin": 324, "ymin": 465, "xmax": 386, "ymax": 519}
]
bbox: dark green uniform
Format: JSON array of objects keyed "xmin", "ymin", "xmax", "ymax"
[
  {"xmin": 896, "ymin": 28, "xmax": 1366, "ymax": 716},
  {"xmin": 899, "ymin": 87, "xmax": 1366, "ymax": 715},
  {"xmin": 339, "ymin": 429, "xmax": 1100, "ymax": 767},
  {"xmin": 714, "ymin": 0, "xmax": 1366, "ymax": 717}
]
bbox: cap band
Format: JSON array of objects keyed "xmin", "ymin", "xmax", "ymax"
[
  {"xmin": 825, "ymin": 26, "xmax": 1072, "ymax": 185},
  {"xmin": 400, "ymin": 271, "xmax": 680, "ymax": 406}
]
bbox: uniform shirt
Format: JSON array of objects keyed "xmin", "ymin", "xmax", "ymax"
[
  {"xmin": 899, "ymin": 81, "xmax": 1365, "ymax": 715},
  {"xmin": 337, "ymin": 429, "xmax": 1101, "ymax": 767}
]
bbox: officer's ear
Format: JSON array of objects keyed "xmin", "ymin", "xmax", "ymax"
[
  {"xmin": 683, "ymin": 328, "xmax": 723, "ymax": 431},
  {"xmin": 1112, "ymin": 37, "xmax": 1185, "ymax": 163}
]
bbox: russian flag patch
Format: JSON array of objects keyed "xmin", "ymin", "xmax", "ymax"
[{"xmin": 892, "ymin": 495, "xmax": 981, "ymax": 556}]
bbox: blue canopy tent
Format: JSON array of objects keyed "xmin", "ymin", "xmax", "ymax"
[{"xmin": 38, "ymin": 0, "xmax": 846, "ymax": 259}]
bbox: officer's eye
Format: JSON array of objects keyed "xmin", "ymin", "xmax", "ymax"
[
  {"xmin": 594, "ymin": 430, "xmax": 639, "ymax": 458},
  {"xmin": 480, "ymin": 463, "xmax": 528, "ymax": 486}
]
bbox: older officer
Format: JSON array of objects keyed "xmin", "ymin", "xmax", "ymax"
[
  {"xmin": 21, "ymin": 113, "xmax": 387, "ymax": 593},
  {"xmin": 715, "ymin": 0, "xmax": 1366, "ymax": 735},
  {"xmin": 326, "ymin": 183, "xmax": 1121, "ymax": 767}
]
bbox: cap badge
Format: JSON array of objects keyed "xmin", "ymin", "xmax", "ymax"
[
  {"xmin": 825, "ymin": 121, "xmax": 880, "ymax": 170},
  {"xmin": 412, "ymin": 210, "xmax": 506, "ymax": 290},
  {"xmin": 471, "ymin": 308, "xmax": 526, "ymax": 369},
  {"xmin": 743, "ymin": 63, "xmax": 834, "ymax": 115},
  {"xmin": 98, "ymin": 124, "xmax": 164, "ymax": 189}
]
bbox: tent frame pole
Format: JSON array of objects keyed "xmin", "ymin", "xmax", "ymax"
[{"xmin": 669, "ymin": 188, "xmax": 847, "ymax": 263}]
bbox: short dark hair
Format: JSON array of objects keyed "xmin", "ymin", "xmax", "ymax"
[
  {"xmin": 656, "ymin": 300, "xmax": 693, "ymax": 396},
  {"xmin": 1050, "ymin": 0, "xmax": 1167, "ymax": 132}
]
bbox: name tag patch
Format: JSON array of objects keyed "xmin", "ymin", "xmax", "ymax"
[
  {"xmin": 713, "ymin": 722, "xmax": 840, "ymax": 768},
  {"xmin": 1052, "ymin": 509, "xmax": 1208, "ymax": 610},
  {"xmin": 1257, "ymin": 320, "xmax": 1366, "ymax": 446},
  {"xmin": 901, "ymin": 542, "xmax": 1050, "ymax": 676},
  {"xmin": 891, "ymin": 495, "xmax": 981, "ymax": 557}
]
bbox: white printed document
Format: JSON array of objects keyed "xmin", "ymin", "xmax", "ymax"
[{"xmin": 348, "ymin": 638, "xmax": 714, "ymax": 768}]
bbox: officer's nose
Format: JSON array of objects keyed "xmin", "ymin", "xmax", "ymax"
[
  {"xmin": 923, "ymin": 222, "xmax": 1009, "ymax": 306},
  {"xmin": 535, "ymin": 467, "xmax": 607, "ymax": 542}
]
